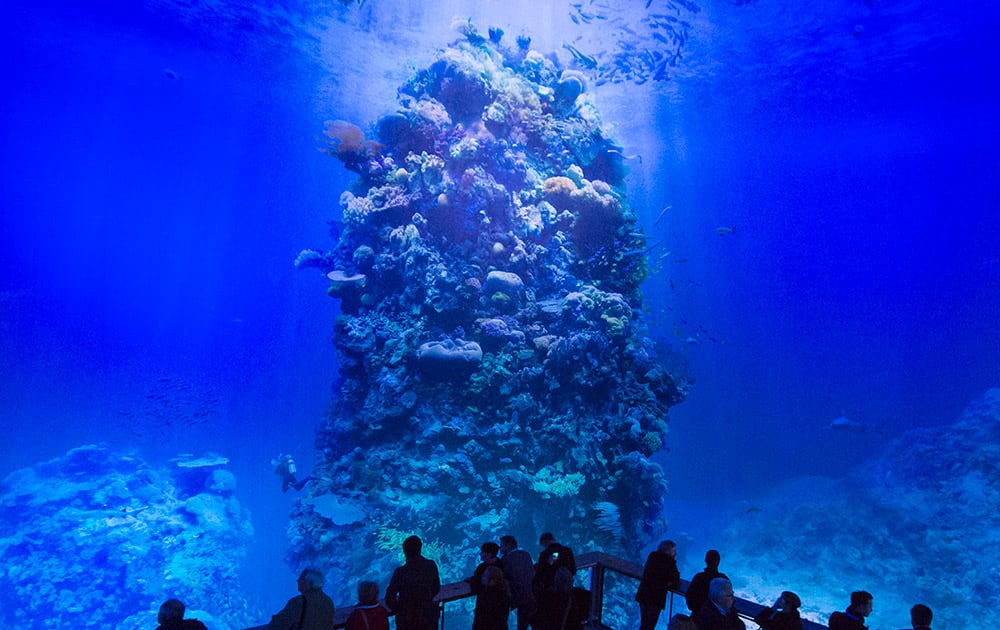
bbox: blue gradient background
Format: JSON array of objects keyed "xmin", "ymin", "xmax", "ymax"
[{"xmin": 1, "ymin": 0, "xmax": 998, "ymax": 626}]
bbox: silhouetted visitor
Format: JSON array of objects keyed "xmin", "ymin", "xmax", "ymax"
[
  {"xmin": 753, "ymin": 591, "xmax": 802, "ymax": 630},
  {"xmin": 828, "ymin": 591, "xmax": 873, "ymax": 630},
  {"xmin": 533, "ymin": 532, "xmax": 576, "ymax": 596},
  {"xmin": 346, "ymin": 581, "xmax": 390, "ymax": 630},
  {"xmin": 693, "ymin": 578, "xmax": 745, "ymax": 630},
  {"xmin": 904, "ymin": 604, "xmax": 932, "ymax": 630},
  {"xmin": 533, "ymin": 567, "xmax": 590, "ymax": 630},
  {"xmin": 635, "ymin": 540, "xmax": 681, "ymax": 630},
  {"xmin": 273, "ymin": 453, "xmax": 310, "ymax": 492},
  {"xmin": 473, "ymin": 565, "xmax": 511, "ymax": 630},
  {"xmin": 499, "ymin": 535, "xmax": 537, "ymax": 630},
  {"xmin": 667, "ymin": 614, "xmax": 697, "ymax": 630},
  {"xmin": 155, "ymin": 598, "xmax": 207, "ymax": 630},
  {"xmin": 469, "ymin": 542, "xmax": 505, "ymax": 595},
  {"xmin": 385, "ymin": 535, "xmax": 441, "ymax": 630},
  {"xmin": 685, "ymin": 549, "xmax": 729, "ymax": 615},
  {"xmin": 268, "ymin": 567, "xmax": 335, "ymax": 630}
]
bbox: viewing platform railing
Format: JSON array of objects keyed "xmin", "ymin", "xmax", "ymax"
[
  {"xmin": 247, "ymin": 550, "xmax": 826, "ymax": 630},
  {"xmin": 570, "ymin": 551, "xmax": 825, "ymax": 630}
]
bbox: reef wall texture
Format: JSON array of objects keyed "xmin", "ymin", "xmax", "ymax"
[
  {"xmin": 719, "ymin": 388, "xmax": 1000, "ymax": 630},
  {"xmin": 0, "ymin": 445, "xmax": 253, "ymax": 630},
  {"xmin": 292, "ymin": 27, "xmax": 688, "ymax": 598}
]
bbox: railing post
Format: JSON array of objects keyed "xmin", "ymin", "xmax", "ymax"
[{"xmin": 588, "ymin": 562, "xmax": 605, "ymax": 627}]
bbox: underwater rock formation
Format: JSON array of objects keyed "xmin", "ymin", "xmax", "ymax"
[
  {"xmin": 0, "ymin": 445, "xmax": 253, "ymax": 630},
  {"xmin": 718, "ymin": 388, "xmax": 1000, "ymax": 630},
  {"xmin": 292, "ymin": 27, "xmax": 688, "ymax": 599}
]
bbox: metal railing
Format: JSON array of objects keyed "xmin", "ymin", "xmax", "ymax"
[
  {"xmin": 246, "ymin": 550, "xmax": 825, "ymax": 630},
  {"xmin": 573, "ymin": 551, "xmax": 825, "ymax": 630}
]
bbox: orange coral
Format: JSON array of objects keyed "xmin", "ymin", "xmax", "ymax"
[
  {"xmin": 322, "ymin": 120, "xmax": 383, "ymax": 172},
  {"xmin": 323, "ymin": 120, "xmax": 366, "ymax": 153}
]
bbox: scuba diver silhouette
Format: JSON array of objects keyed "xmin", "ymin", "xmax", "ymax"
[{"xmin": 273, "ymin": 453, "xmax": 311, "ymax": 492}]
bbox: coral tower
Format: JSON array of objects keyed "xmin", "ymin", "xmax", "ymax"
[{"xmin": 293, "ymin": 27, "xmax": 688, "ymax": 597}]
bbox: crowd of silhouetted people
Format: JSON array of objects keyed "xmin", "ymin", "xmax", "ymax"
[
  {"xmin": 640, "ymin": 546, "xmax": 933, "ymax": 630},
  {"xmin": 157, "ymin": 536, "xmax": 933, "ymax": 630}
]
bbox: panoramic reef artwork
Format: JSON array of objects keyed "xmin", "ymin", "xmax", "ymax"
[
  {"xmin": 0, "ymin": 445, "xmax": 254, "ymax": 630},
  {"xmin": 292, "ymin": 24, "xmax": 689, "ymax": 598},
  {"xmin": 719, "ymin": 388, "xmax": 1000, "ymax": 630}
]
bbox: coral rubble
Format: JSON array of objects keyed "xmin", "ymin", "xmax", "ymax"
[
  {"xmin": 718, "ymin": 389, "xmax": 1000, "ymax": 630},
  {"xmin": 0, "ymin": 445, "xmax": 253, "ymax": 630},
  {"xmin": 292, "ymin": 27, "xmax": 689, "ymax": 600}
]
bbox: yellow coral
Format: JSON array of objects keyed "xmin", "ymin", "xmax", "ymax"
[
  {"xmin": 375, "ymin": 525, "xmax": 446, "ymax": 564},
  {"xmin": 531, "ymin": 465, "xmax": 585, "ymax": 497},
  {"xmin": 601, "ymin": 313, "xmax": 627, "ymax": 336}
]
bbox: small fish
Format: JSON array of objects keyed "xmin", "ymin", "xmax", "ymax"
[
  {"xmin": 715, "ymin": 226, "xmax": 737, "ymax": 236},
  {"xmin": 653, "ymin": 59, "xmax": 670, "ymax": 82},
  {"xmin": 673, "ymin": 0, "xmax": 701, "ymax": 13},
  {"xmin": 652, "ymin": 31, "xmax": 672, "ymax": 45},
  {"xmin": 654, "ymin": 205, "xmax": 672, "ymax": 225},
  {"xmin": 563, "ymin": 44, "xmax": 599, "ymax": 69},
  {"xmin": 605, "ymin": 149, "xmax": 642, "ymax": 163},
  {"xmin": 829, "ymin": 416, "xmax": 866, "ymax": 432},
  {"xmin": 163, "ymin": 68, "xmax": 183, "ymax": 80},
  {"xmin": 643, "ymin": 237, "xmax": 666, "ymax": 253}
]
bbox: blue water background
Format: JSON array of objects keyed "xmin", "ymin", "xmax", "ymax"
[{"xmin": 2, "ymin": 0, "xmax": 998, "ymax": 622}]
